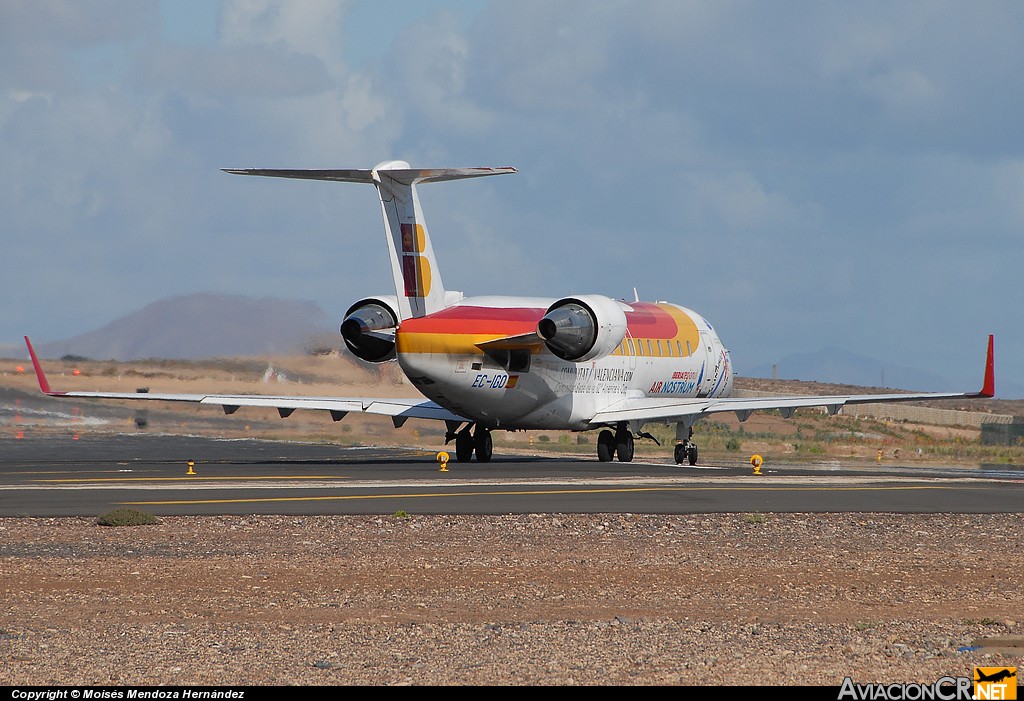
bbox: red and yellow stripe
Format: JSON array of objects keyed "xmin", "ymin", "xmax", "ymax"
[
  {"xmin": 396, "ymin": 302, "xmax": 702, "ymax": 358},
  {"xmin": 614, "ymin": 303, "xmax": 701, "ymax": 357},
  {"xmin": 397, "ymin": 306, "xmax": 544, "ymax": 355}
]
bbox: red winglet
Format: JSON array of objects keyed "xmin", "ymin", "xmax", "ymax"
[
  {"xmin": 979, "ymin": 334, "xmax": 995, "ymax": 398},
  {"xmin": 23, "ymin": 336, "xmax": 59, "ymax": 395}
]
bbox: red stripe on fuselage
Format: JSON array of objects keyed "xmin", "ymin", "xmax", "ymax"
[
  {"xmin": 400, "ymin": 306, "xmax": 546, "ymax": 336},
  {"xmin": 625, "ymin": 303, "xmax": 679, "ymax": 339},
  {"xmin": 400, "ymin": 302, "xmax": 683, "ymax": 341}
]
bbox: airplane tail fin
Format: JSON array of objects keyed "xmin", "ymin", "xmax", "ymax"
[{"xmin": 224, "ymin": 161, "xmax": 516, "ymax": 319}]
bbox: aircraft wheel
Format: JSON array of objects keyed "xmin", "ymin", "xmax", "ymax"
[
  {"xmin": 616, "ymin": 431, "xmax": 634, "ymax": 463},
  {"xmin": 597, "ymin": 430, "xmax": 615, "ymax": 462},
  {"xmin": 673, "ymin": 443, "xmax": 686, "ymax": 465},
  {"xmin": 687, "ymin": 444, "xmax": 698, "ymax": 466},
  {"xmin": 455, "ymin": 430, "xmax": 474, "ymax": 462},
  {"xmin": 474, "ymin": 428, "xmax": 493, "ymax": 463}
]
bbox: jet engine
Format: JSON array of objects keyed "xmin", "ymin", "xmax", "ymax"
[
  {"xmin": 537, "ymin": 295, "xmax": 628, "ymax": 362},
  {"xmin": 340, "ymin": 297, "xmax": 399, "ymax": 362}
]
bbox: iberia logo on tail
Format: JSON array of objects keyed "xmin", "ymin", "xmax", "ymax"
[{"xmin": 400, "ymin": 223, "xmax": 431, "ymax": 297}]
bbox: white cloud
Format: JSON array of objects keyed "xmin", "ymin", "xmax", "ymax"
[
  {"xmin": 137, "ymin": 44, "xmax": 334, "ymax": 97},
  {"xmin": 377, "ymin": 10, "xmax": 496, "ymax": 136},
  {"xmin": 0, "ymin": 1, "xmax": 155, "ymax": 90},
  {"xmin": 2, "ymin": 0, "xmax": 1024, "ymax": 392},
  {"xmin": 219, "ymin": 0, "xmax": 353, "ymax": 73},
  {"xmin": 688, "ymin": 172, "xmax": 802, "ymax": 233}
]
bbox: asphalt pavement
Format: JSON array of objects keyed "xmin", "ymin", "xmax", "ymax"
[{"xmin": 1, "ymin": 433, "xmax": 1022, "ymax": 516}]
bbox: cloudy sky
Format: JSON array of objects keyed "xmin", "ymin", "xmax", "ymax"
[{"xmin": 2, "ymin": 0, "xmax": 1022, "ymax": 396}]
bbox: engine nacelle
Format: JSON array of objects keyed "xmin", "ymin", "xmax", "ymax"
[
  {"xmin": 340, "ymin": 296, "xmax": 399, "ymax": 363},
  {"xmin": 538, "ymin": 295, "xmax": 628, "ymax": 362}
]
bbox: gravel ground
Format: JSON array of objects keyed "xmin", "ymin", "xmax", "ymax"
[{"xmin": 1, "ymin": 513, "xmax": 1022, "ymax": 687}]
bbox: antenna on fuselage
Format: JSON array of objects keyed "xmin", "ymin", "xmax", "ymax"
[{"xmin": 633, "ymin": 288, "xmax": 640, "ymax": 303}]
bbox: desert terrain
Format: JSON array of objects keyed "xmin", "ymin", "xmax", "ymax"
[
  {"xmin": 2, "ymin": 350, "xmax": 1021, "ymax": 465},
  {"xmin": 1, "ymin": 352, "xmax": 1022, "ymax": 687}
]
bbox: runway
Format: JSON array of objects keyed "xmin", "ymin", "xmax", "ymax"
[{"xmin": 1, "ymin": 433, "xmax": 1022, "ymax": 516}]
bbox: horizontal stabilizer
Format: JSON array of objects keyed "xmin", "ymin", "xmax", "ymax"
[
  {"xmin": 222, "ymin": 166, "xmax": 517, "ymax": 186},
  {"xmin": 224, "ymin": 161, "xmax": 517, "ymax": 319}
]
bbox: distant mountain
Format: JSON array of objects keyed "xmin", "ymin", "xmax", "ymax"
[
  {"xmin": 34, "ymin": 293, "xmax": 337, "ymax": 360},
  {"xmin": 744, "ymin": 346, "xmax": 957, "ymax": 392}
]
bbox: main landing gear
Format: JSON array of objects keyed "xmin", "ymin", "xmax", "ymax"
[
  {"xmin": 673, "ymin": 425, "xmax": 698, "ymax": 466},
  {"xmin": 450, "ymin": 424, "xmax": 492, "ymax": 463},
  {"xmin": 674, "ymin": 441, "xmax": 698, "ymax": 466},
  {"xmin": 597, "ymin": 428, "xmax": 633, "ymax": 462},
  {"xmin": 596, "ymin": 423, "xmax": 660, "ymax": 463},
  {"xmin": 596, "ymin": 425, "xmax": 698, "ymax": 464}
]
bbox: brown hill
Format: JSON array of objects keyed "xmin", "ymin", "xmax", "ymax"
[{"xmin": 34, "ymin": 293, "xmax": 336, "ymax": 361}]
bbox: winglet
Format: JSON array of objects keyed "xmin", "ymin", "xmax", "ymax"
[
  {"xmin": 979, "ymin": 334, "xmax": 995, "ymax": 398},
  {"xmin": 23, "ymin": 337, "xmax": 58, "ymax": 395}
]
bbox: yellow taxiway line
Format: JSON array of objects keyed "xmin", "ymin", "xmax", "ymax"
[
  {"xmin": 37, "ymin": 475, "xmax": 350, "ymax": 483},
  {"xmin": 123, "ymin": 484, "xmax": 957, "ymax": 506}
]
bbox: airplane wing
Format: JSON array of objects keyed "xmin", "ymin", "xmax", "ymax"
[
  {"xmin": 590, "ymin": 335, "xmax": 995, "ymax": 426},
  {"xmin": 23, "ymin": 337, "xmax": 467, "ymax": 426},
  {"xmin": 475, "ymin": 332, "xmax": 545, "ymax": 351}
]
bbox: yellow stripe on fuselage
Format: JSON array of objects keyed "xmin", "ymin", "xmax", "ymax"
[
  {"xmin": 611, "ymin": 303, "xmax": 701, "ymax": 357},
  {"xmin": 397, "ymin": 332, "xmax": 511, "ymax": 356},
  {"xmin": 395, "ymin": 303, "xmax": 703, "ymax": 359}
]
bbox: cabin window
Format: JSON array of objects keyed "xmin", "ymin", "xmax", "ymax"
[
  {"xmin": 637, "ymin": 340, "xmax": 644, "ymax": 356},
  {"xmin": 647, "ymin": 340, "xmax": 653, "ymax": 356},
  {"xmin": 656, "ymin": 340, "xmax": 663, "ymax": 356},
  {"xmin": 667, "ymin": 341, "xmax": 673, "ymax": 357},
  {"xmin": 627, "ymin": 339, "xmax": 635, "ymax": 355}
]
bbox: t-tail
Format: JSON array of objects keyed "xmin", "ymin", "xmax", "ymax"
[{"xmin": 223, "ymin": 161, "xmax": 516, "ymax": 319}]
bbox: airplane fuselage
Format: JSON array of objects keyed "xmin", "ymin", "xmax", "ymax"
[
  {"xmin": 396, "ymin": 295, "xmax": 733, "ymax": 430},
  {"xmin": 23, "ymin": 160, "xmax": 994, "ymax": 467}
]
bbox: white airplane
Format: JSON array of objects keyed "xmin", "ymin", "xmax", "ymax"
[{"xmin": 24, "ymin": 161, "xmax": 996, "ymax": 464}]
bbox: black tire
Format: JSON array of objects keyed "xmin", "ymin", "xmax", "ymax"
[
  {"xmin": 455, "ymin": 430, "xmax": 474, "ymax": 463},
  {"xmin": 687, "ymin": 444, "xmax": 698, "ymax": 466},
  {"xmin": 616, "ymin": 432, "xmax": 634, "ymax": 463},
  {"xmin": 673, "ymin": 443, "xmax": 686, "ymax": 465},
  {"xmin": 474, "ymin": 429, "xmax": 493, "ymax": 463},
  {"xmin": 597, "ymin": 430, "xmax": 615, "ymax": 462}
]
